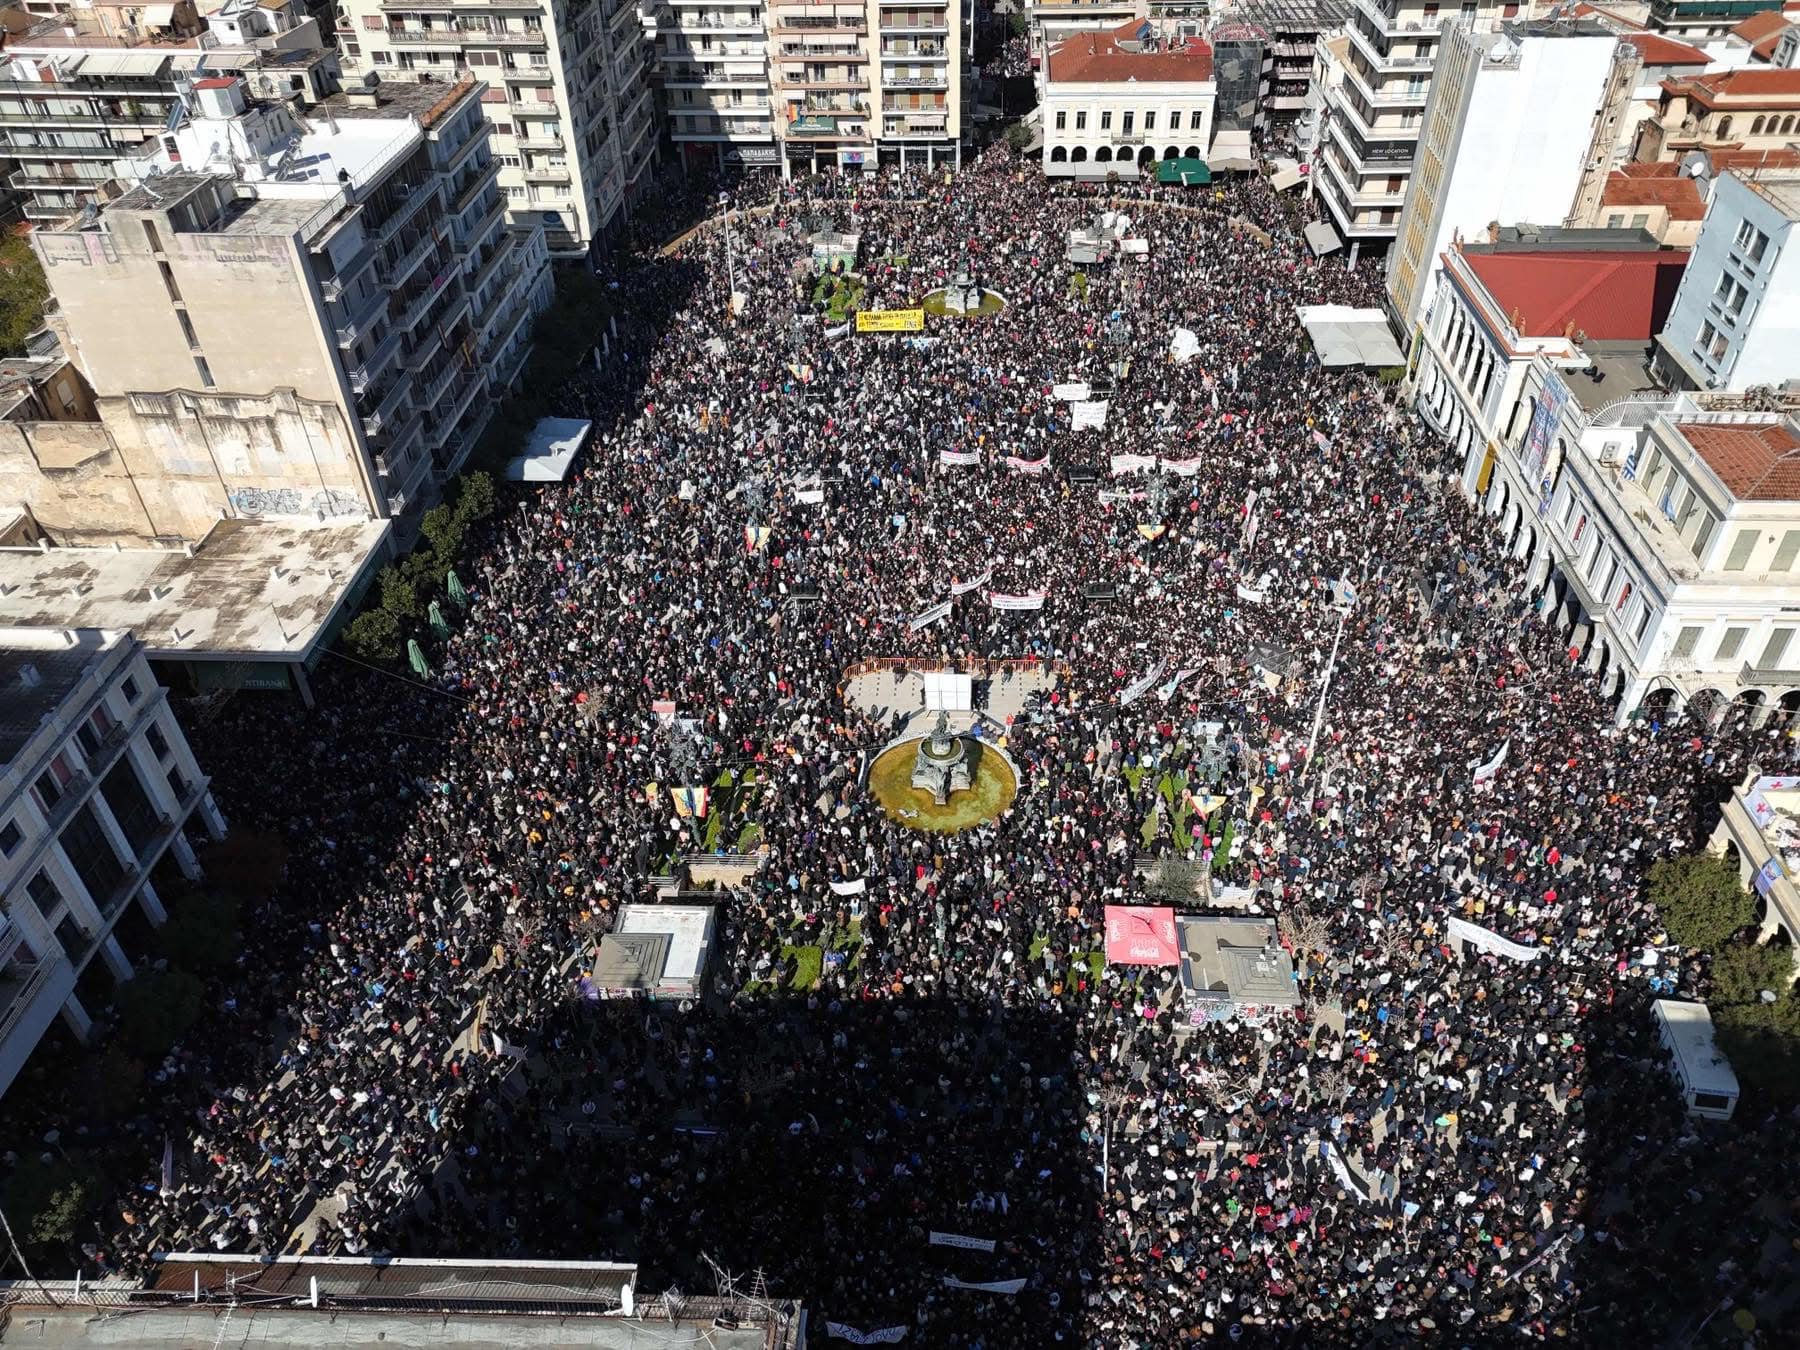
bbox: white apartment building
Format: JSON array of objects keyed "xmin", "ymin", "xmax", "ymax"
[
  {"xmin": 19, "ymin": 74, "xmax": 549, "ymax": 541},
  {"xmin": 1653, "ymin": 167, "xmax": 1800, "ymax": 394},
  {"xmin": 1710, "ymin": 769, "xmax": 1800, "ymax": 950},
  {"xmin": 337, "ymin": 0, "xmax": 656, "ymax": 257},
  {"xmin": 1, "ymin": 0, "xmax": 341, "ymax": 226},
  {"xmin": 659, "ymin": 0, "xmax": 780, "ymax": 173},
  {"xmin": 1318, "ymin": 0, "xmax": 1508, "ymax": 250},
  {"xmin": 1386, "ymin": 20, "xmax": 1628, "ymax": 329},
  {"xmin": 0, "ymin": 628, "xmax": 225, "ymax": 1099},
  {"xmin": 1041, "ymin": 22, "xmax": 1215, "ymax": 175},
  {"xmin": 1420, "ymin": 234, "xmax": 1800, "ymax": 723}
]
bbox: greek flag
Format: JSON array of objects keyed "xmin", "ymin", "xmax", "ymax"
[{"xmin": 1621, "ymin": 449, "xmax": 1639, "ymax": 482}]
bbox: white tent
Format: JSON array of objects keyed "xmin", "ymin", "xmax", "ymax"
[
  {"xmin": 506, "ymin": 417, "xmax": 593, "ymax": 482},
  {"xmin": 1303, "ymin": 220, "xmax": 1342, "ymax": 256},
  {"xmin": 1295, "ymin": 305, "xmax": 1406, "ymax": 369}
]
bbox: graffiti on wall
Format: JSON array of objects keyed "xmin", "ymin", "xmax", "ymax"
[{"xmin": 227, "ymin": 486, "xmax": 366, "ymax": 519}]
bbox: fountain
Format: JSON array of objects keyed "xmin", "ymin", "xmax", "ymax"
[
  {"xmin": 910, "ymin": 711, "xmax": 973, "ymax": 806},
  {"xmin": 923, "ymin": 267, "xmax": 1007, "ymax": 319}
]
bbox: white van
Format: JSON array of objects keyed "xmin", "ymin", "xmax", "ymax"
[{"xmin": 1652, "ymin": 999, "xmax": 1740, "ymax": 1122}]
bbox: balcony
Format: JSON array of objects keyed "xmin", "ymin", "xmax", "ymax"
[
  {"xmin": 451, "ymin": 156, "xmax": 503, "ymax": 214},
  {"xmin": 360, "ymin": 376, "xmax": 412, "ymax": 438},
  {"xmin": 382, "ymin": 228, "xmax": 442, "ymax": 290},
  {"xmin": 455, "ymin": 196, "xmax": 506, "ymax": 256},
  {"xmin": 777, "ymin": 74, "xmax": 869, "ymax": 90},
  {"xmin": 347, "ymin": 328, "xmax": 405, "ymax": 394},
  {"xmin": 509, "ymin": 97, "xmax": 562, "ymax": 115},
  {"xmin": 883, "ymin": 74, "xmax": 948, "ymax": 89},
  {"xmin": 380, "ymin": 0, "xmax": 543, "ymax": 7},
  {"xmin": 387, "ymin": 24, "xmax": 548, "ymax": 44},
  {"xmin": 778, "ymin": 40, "xmax": 865, "ymax": 58},
  {"xmin": 515, "ymin": 128, "xmax": 566, "ymax": 148},
  {"xmin": 774, "ymin": 14, "xmax": 866, "ymax": 32}
]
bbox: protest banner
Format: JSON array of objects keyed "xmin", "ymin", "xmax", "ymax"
[
  {"xmin": 942, "ymin": 1277, "xmax": 1027, "ymax": 1295},
  {"xmin": 1052, "ymin": 382, "xmax": 1090, "ymax": 401},
  {"xmin": 928, "ymin": 1230, "xmax": 996, "ymax": 1252},
  {"xmin": 909, "ymin": 599, "xmax": 953, "ymax": 631},
  {"xmin": 829, "ymin": 878, "xmax": 868, "ymax": 897},
  {"xmin": 950, "ymin": 568, "xmax": 992, "ymax": 596},
  {"xmin": 986, "ymin": 591, "xmax": 1047, "ymax": 611},
  {"xmin": 1160, "ymin": 456, "xmax": 1204, "ymax": 476},
  {"xmin": 855, "ymin": 308, "xmax": 926, "ymax": 333},
  {"xmin": 1119, "ymin": 659, "xmax": 1166, "ymax": 706},
  {"xmin": 1005, "ymin": 455, "xmax": 1049, "ymax": 474},
  {"xmin": 1447, "ymin": 915, "xmax": 1542, "ymax": 963},
  {"xmin": 1110, "ymin": 453, "xmax": 1157, "ymax": 475},
  {"xmin": 825, "ymin": 1324, "xmax": 909, "ymax": 1344},
  {"xmin": 939, "ymin": 449, "xmax": 981, "ymax": 466},
  {"xmin": 1472, "ymin": 739, "xmax": 1510, "ymax": 784},
  {"xmin": 1073, "ymin": 400, "xmax": 1110, "ymax": 430}
]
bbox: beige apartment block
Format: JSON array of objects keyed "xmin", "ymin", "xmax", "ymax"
[
  {"xmin": 8, "ymin": 74, "xmax": 551, "ymax": 545},
  {"xmin": 335, "ymin": 0, "xmax": 657, "ymax": 257},
  {"xmin": 654, "ymin": 0, "xmax": 962, "ymax": 176}
]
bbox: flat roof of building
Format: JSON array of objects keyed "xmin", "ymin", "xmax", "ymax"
[
  {"xmin": 0, "ymin": 628, "xmax": 120, "ymax": 770},
  {"xmin": 1175, "ymin": 914, "xmax": 1301, "ymax": 1008},
  {"xmin": 1047, "ymin": 21, "xmax": 1214, "ymax": 83},
  {"xmin": 319, "ymin": 75, "xmax": 478, "ymax": 130},
  {"xmin": 1460, "ymin": 246, "xmax": 1688, "ymax": 341},
  {"xmin": 1674, "ymin": 417, "xmax": 1800, "ymax": 500},
  {"xmin": 1737, "ymin": 167, "xmax": 1800, "ymax": 220},
  {"xmin": 0, "ymin": 518, "xmax": 390, "ymax": 663}
]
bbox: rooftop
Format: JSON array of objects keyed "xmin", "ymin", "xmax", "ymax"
[
  {"xmin": 1459, "ymin": 245, "xmax": 1689, "ymax": 341},
  {"xmin": 1242, "ymin": 0, "xmax": 1351, "ymax": 32},
  {"xmin": 0, "ymin": 628, "xmax": 119, "ymax": 770},
  {"xmin": 1674, "ymin": 417, "xmax": 1800, "ymax": 501},
  {"xmin": 1736, "ymin": 166, "xmax": 1800, "ymax": 219},
  {"xmin": 1729, "ymin": 8, "xmax": 1791, "ymax": 59},
  {"xmin": 319, "ymin": 75, "xmax": 477, "ymax": 130},
  {"xmin": 1601, "ymin": 169, "xmax": 1708, "ymax": 220},
  {"xmin": 1047, "ymin": 20, "xmax": 1215, "ymax": 84},
  {"xmin": 1569, "ymin": 1, "xmax": 1647, "ymax": 31},
  {"xmin": 1665, "ymin": 66, "xmax": 1800, "ymax": 109},
  {"xmin": 1619, "ymin": 31, "xmax": 1711, "ymax": 65},
  {"xmin": 0, "ymin": 518, "xmax": 391, "ymax": 663},
  {"xmin": 1174, "ymin": 914, "xmax": 1300, "ymax": 1009}
]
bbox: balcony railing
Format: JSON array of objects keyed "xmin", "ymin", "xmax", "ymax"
[{"xmin": 387, "ymin": 24, "xmax": 547, "ymax": 44}]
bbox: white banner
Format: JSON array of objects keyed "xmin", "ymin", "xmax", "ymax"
[
  {"xmin": 1324, "ymin": 1142, "xmax": 1376, "ymax": 1203},
  {"xmin": 939, "ymin": 449, "xmax": 981, "ymax": 466},
  {"xmin": 1110, "ymin": 453, "xmax": 1158, "ymax": 476},
  {"xmin": 1235, "ymin": 583, "xmax": 1266, "ymax": 604},
  {"xmin": 1472, "ymin": 739, "xmax": 1510, "ymax": 785},
  {"xmin": 1169, "ymin": 327, "xmax": 1200, "ymax": 364},
  {"xmin": 942, "ymin": 1277, "xmax": 1026, "ymax": 1295},
  {"xmin": 1156, "ymin": 667, "xmax": 1197, "ymax": 703},
  {"xmin": 796, "ymin": 488, "xmax": 825, "ymax": 505},
  {"xmin": 928, "ymin": 1230, "xmax": 996, "ymax": 1252},
  {"xmin": 1448, "ymin": 915, "xmax": 1542, "ymax": 963},
  {"xmin": 986, "ymin": 591, "xmax": 1047, "ymax": 611},
  {"xmin": 1072, "ymin": 400, "xmax": 1110, "ymax": 430},
  {"xmin": 1160, "ymin": 456, "xmax": 1204, "ymax": 477},
  {"xmin": 1052, "ymin": 382, "xmax": 1090, "ymax": 402},
  {"xmin": 1004, "ymin": 455, "xmax": 1049, "ymax": 474},
  {"xmin": 909, "ymin": 599, "xmax": 953, "ymax": 631},
  {"xmin": 825, "ymin": 1325, "xmax": 909, "ymax": 1344},
  {"xmin": 829, "ymin": 877, "xmax": 868, "ymax": 897},
  {"xmin": 950, "ymin": 569, "xmax": 991, "ymax": 596},
  {"xmin": 1119, "ymin": 659, "xmax": 1166, "ymax": 707}
]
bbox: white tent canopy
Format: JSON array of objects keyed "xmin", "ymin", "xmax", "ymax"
[
  {"xmin": 1296, "ymin": 305, "xmax": 1407, "ymax": 369},
  {"xmin": 1270, "ymin": 165, "xmax": 1304, "ymax": 193},
  {"xmin": 1303, "ymin": 220, "xmax": 1342, "ymax": 256},
  {"xmin": 506, "ymin": 417, "xmax": 593, "ymax": 483}
]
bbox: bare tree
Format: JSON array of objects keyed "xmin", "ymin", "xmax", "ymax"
[
  {"xmin": 1278, "ymin": 903, "xmax": 1329, "ymax": 959},
  {"xmin": 1310, "ymin": 1063, "xmax": 1350, "ymax": 1109}
]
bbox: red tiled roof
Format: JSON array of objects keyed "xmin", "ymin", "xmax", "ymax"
[
  {"xmin": 1622, "ymin": 32, "xmax": 1711, "ymax": 66},
  {"xmin": 1618, "ymin": 160, "xmax": 1683, "ymax": 178},
  {"xmin": 1047, "ymin": 20, "xmax": 1214, "ymax": 84},
  {"xmin": 1669, "ymin": 67, "xmax": 1800, "ymax": 109},
  {"xmin": 1461, "ymin": 249, "xmax": 1689, "ymax": 341},
  {"xmin": 1731, "ymin": 9, "xmax": 1790, "ymax": 59},
  {"xmin": 1601, "ymin": 171, "xmax": 1707, "ymax": 220},
  {"xmin": 1571, "ymin": 2, "xmax": 1647, "ymax": 30},
  {"xmin": 1678, "ymin": 421, "xmax": 1800, "ymax": 500},
  {"xmin": 1711, "ymin": 146, "xmax": 1800, "ymax": 170}
]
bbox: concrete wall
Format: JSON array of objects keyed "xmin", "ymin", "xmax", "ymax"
[{"xmin": 0, "ymin": 389, "xmax": 373, "ymax": 544}]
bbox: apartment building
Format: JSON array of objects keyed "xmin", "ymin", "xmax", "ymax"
[
  {"xmin": 1654, "ymin": 167, "xmax": 1800, "ymax": 391},
  {"xmin": 1317, "ymin": 0, "xmax": 1508, "ymax": 250},
  {"xmin": 1246, "ymin": 0, "xmax": 1352, "ymax": 132},
  {"xmin": 0, "ymin": 0, "xmax": 339, "ymax": 226},
  {"xmin": 1386, "ymin": 20, "xmax": 1628, "ymax": 329},
  {"xmin": 0, "ymin": 628, "xmax": 225, "ymax": 1098},
  {"xmin": 1041, "ymin": 20, "xmax": 1215, "ymax": 174},
  {"xmin": 1633, "ymin": 66, "xmax": 1800, "ymax": 161},
  {"xmin": 658, "ymin": 0, "xmax": 779, "ymax": 172},
  {"xmin": 337, "ymin": 0, "xmax": 656, "ymax": 257},
  {"xmin": 1649, "ymin": 0, "xmax": 1785, "ymax": 41},
  {"xmin": 15, "ymin": 74, "xmax": 549, "ymax": 541}
]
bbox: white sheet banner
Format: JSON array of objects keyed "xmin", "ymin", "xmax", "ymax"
[
  {"xmin": 950, "ymin": 569, "xmax": 992, "ymax": 596},
  {"xmin": 1157, "ymin": 667, "xmax": 1198, "ymax": 703},
  {"xmin": 1119, "ymin": 659, "xmax": 1166, "ymax": 707},
  {"xmin": 825, "ymin": 1324, "xmax": 909, "ymax": 1344},
  {"xmin": 942, "ymin": 1277, "xmax": 1027, "ymax": 1295},
  {"xmin": 1005, "ymin": 455, "xmax": 1049, "ymax": 474},
  {"xmin": 909, "ymin": 599, "xmax": 953, "ymax": 631},
  {"xmin": 1235, "ymin": 583, "xmax": 1266, "ymax": 604},
  {"xmin": 829, "ymin": 877, "xmax": 868, "ymax": 897},
  {"xmin": 1053, "ymin": 382, "xmax": 1090, "ymax": 402},
  {"xmin": 1169, "ymin": 327, "xmax": 1200, "ymax": 364},
  {"xmin": 939, "ymin": 449, "xmax": 981, "ymax": 466},
  {"xmin": 1110, "ymin": 454, "xmax": 1158, "ymax": 476},
  {"xmin": 986, "ymin": 591, "xmax": 1047, "ymax": 611},
  {"xmin": 796, "ymin": 488, "xmax": 826, "ymax": 505},
  {"xmin": 1324, "ymin": 1142, "xmax": 1376, "ymax": 1203},
  {"xmin": 1448, "ymin": 916, "xmax": 1542, "ymax": 963},
  {"xmin": 928, "ymin": 1230, "xmax": 996, "ymax": 1252},
  {"xmin": 1072, "ymin": 400, "xmax": 1110, "ymax": 430},
  {"xmin": 1160, "ymin": 456, "xmax": 1204, "ymax": 476},
  {"xmin": 1472, "ymin": 739, "xmax": 1510, "ymax": 785}
]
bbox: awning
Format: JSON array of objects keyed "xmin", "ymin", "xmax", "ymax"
[
  {"xmin": 1046, "ymin": 160, "xmax": 1141, "ymax": 181},
  {"xmin": 1270, "ymin": 165, "xmax": 1304, "ymax": 192},
  {"xmin": 1296, "ymin": 305, "xmax": 1407, "ymax": 369},
  {"xmin": 1304, "ymin": 220, "xmax": 1342, "ymax": 256},
  {"xmin": 506, "ymin": 416, "xmax": 592, "ymax": 483},
  {"xmin": 1155, "ymin": 157, "xmax": 1210, "ymax": 186},
  {"xmin": 1208, "ymin": 127, "xmax": 1255, "ymax": 172},
  {"xmin": 142, "ymin": 3, "xmax": 177, "ymax": 24},
  {"xmin": 74, "ymin": 50, "xmax": 174, "ymax": 77}
]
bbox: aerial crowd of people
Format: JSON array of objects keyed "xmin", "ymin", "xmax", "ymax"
[{"xmin": 21, "ymin": 144, "xmax": 1799, "ymax": 1344}]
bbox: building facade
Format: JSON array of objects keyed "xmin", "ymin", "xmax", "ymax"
[
  {"xmin": 1317, "ymin": 0, "xmax": 1507, "ymax": 251},
  {"xmin": 1386, "ymin": 21, "xmax": 1628, "ymax": 329},
  {"xmin": 1653, "ymin": 167, "xmax": 1800, "ymax": 392},
  {"xmin": 336, "ymin": 0, "xmax": 655, "ymax": 257},
  {"xmin": 12, "ymin": 75, "xmax": 550, "ymax": 544},
  {"xmin": 1041, "ymin": 21, "xmax": 1214, "ymax": 175},
  {"xmin": 0, "ymin": 628, "xmax": 225, "ymax": 1099},
  {"xmin": 1632, "ymin": 66, "xmax": 1800, "ymax": 163}
]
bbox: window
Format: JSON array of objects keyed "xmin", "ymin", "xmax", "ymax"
[
  {"xmin": 1606, "ymin": 213, "xmax": 1624, "ymax": 228},
  {"xmin": 1054, "ymin": 110, "xmax": 1066, "ymax": 131},
  {"xmin": 1189, "ymin": 109, "xmax": 1204, "ymax": 130},
  {"xmin": 157, "ymin": 260, "xmax": 182, "ymax": 303},
  {"xmin": 1775, "ymin": 530, "xmax": 1800, "ymax": 571},
  {"xmin": 1100, "ymin": 111, "xmax": 1113, "ymax": 131},
  {"xmin": 194, "ymin": 356, "xmax": 215, "ymax": 389},
  {"xmin": 146, "ymin": 723, "xmax": 170, "ymax": 761},
  {"xmin": 1698, "ymin": 318, "xmax": 1718, "ymax": 351},
  {"xmin": 26, "ymin": 870, "xmax": 61, "ymax": 920},
  {"xmin": 1752, "ymin": 116, "xmax": 1766, "ymax": 136},
  {"xmin": 1672, "ymin": 626, "xmax": 1703, "ymax": 659},
  {"xmin": 1075, "ymin": 110, "xmax": 1087, "ymax": 131},
  {"xmin": 1724, "ymin": 528, "xmax": 1758, "ymax": 571},
  {"xmin": 54, "ymin": 912, "xmax": 87, "ymax": 959},
  {"xmin": 1734, "ymin": 219, "xmax": 1769, "ymax": 263},
  {"xmin": 101, "ymin": 759, "xmax": 160, "ymax": 861},
  {"xmin": 60, "ymin": 803, "xmax": 126, "ymax": 910},
  {"xmin": 1693, "ymin": 1091, "xmax": 1732, "ymax": 1112},
  {"xmin": 121, "ymin": 675, "xmax": 139, "ymax": 705},
  {"xmin": 1144, "ymin": 111, "xmax": 1156, "ymax": 131},
  {"xmin": 32, "ymin": 753, "xmax": 74, "ymax": 814},
  {"xmin": 0, "ymin": 819, "xmax": 19, "ymax": 858},
  {"xmin": 76, "ymin": 719, "xmax": 102, "ymax": 761},
  {"xmin": 1121, "ymin": 112, "xmax": 1134, "ymax": 134},
  {"xmin": 1716, "ymin": 115, "xmax": 1733, "ymax": 138},
  {"xmin": 1717, "ymin": 627, "xmax": 1748, "ymax": 661},
  {"xmin": 1758, "ymin": 627, "xmax": 1794, "ymax": 670}
]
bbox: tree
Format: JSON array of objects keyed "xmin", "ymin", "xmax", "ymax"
[
  {"xmin": 155, "ymin": 890, "xmax": 242, "ymax": 973},
  {"xmin": 1709, "ymin": 939, "xmax": 1796, "ymax": 1008},
  {"xmin": 419, "ymin": 504, "xmax": 464, "ymax": 560},
  {"xmin": 66, "ymin": 1045, "xmax": 146, "ymax": 1124},
  {"xmin": 1004, "ymin": 123, "xmax": 1033, "ymax": 152},
  {"xmin": 0, "ymin": 233, "xmax": 49, "ymax": 358},
  {"xmin": 114, "ymin": 968, "xmax": 203, "ymax": 1060},
  {"xmin": 1007, "ymin": 11, "xmax": 1028, "ymax": 36},
  {"xmin": 1645, "ymin": 853, "xmax": 1755, "ymax": 951},
  {"xmin": 1714, "ymin": 994, "xmax": 1800, "ymax": 1104},
  {"xmin": 3, "ymin": 1155, "xmax": 99, "ymax": 1251},
  {"xmin": 344, "ymin": 609, "xmax": 401, "ymax": 664},
  {"xmin": 377, "ymin": 565, "xmax": 422, "ymax": 621},
  {"xmin": 455, "ymin": 470, "xmax": 497, "ymax": 523}
]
